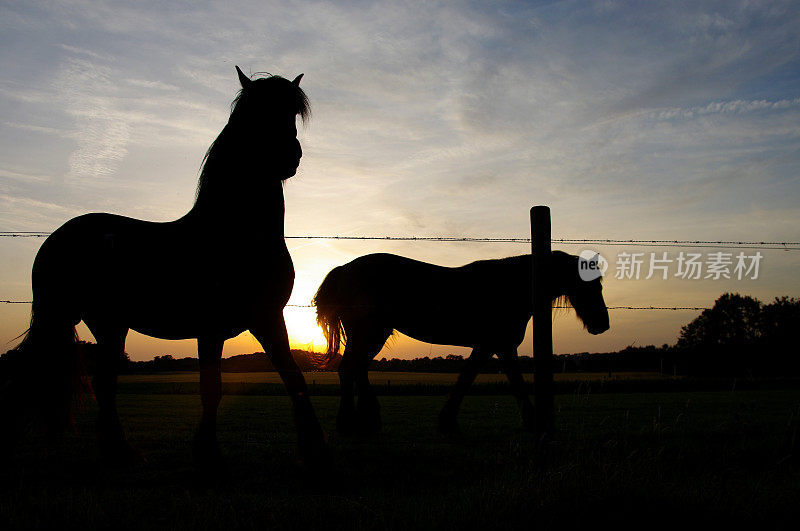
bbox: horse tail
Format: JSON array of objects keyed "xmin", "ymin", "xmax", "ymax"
[
  {"xmin": 312, "ymin": 266, "xmax": 346, "ymax": 369},
  {"xmin": 9, "ymin": 296, "xmax": 85, "ymax": 435}
]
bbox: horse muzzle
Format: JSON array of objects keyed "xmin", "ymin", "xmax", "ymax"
[{"xmin": 588, "ymin": 321, "xmax": 610, "ymax": 335}]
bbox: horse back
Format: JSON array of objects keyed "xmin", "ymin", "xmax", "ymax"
[{"xmin": 335, "ymin": 253, "xmax": 532, "ymax": 349}]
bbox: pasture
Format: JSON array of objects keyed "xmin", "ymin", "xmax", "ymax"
[
  {"xmin": 2, "ymin": 375, "xmax": 799, "ymax": 530},
  {"xmin": 116, "ymin": 370, "xmax": 667, "ymax": 384}
]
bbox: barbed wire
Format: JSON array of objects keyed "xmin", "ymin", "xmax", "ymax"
[
  {"xmin": 283, "ymin": 304, "xmax": 711, "ymax": 311},
  {"xmin": 0, "ymin": 232, "xmax": 52, "ymax": 238},
  {"xmin": 0, "ymin": 231, "xmax": 779, "ymax": 312},
  {"xmin": 2, "ymin": 231, "xmax": 799, "ymax": 250},
  {"xmin": 0, "ymin": 300, "xmax": 709, "ymax": 311}
]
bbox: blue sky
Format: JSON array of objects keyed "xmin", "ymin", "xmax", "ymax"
[{"xmin": 1, "ymin": 0, "xmax": 799, "ymax": 360}]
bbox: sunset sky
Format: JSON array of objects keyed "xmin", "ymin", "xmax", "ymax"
[{"xmin": 1, "ymin": 1, "xmax": 799, "ymax": 361}]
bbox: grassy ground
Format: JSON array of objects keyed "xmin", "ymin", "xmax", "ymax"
[
  {"xmin": 117, "ymin": 371, "xmax": 668, "ymax": 385},
  {"xmin": 2, "ymin": 386, "xmax": 799, "ymax": 530},
  {"xmin": 114, "ymin": 371, "xmax": 791, "ymax": 396}
]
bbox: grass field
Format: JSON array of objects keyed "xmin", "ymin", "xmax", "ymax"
[
  {"xmin": 113, "ymin": 370, "xmax": 789, "ymax": 396},
  {"xmin": 117, "ymin": 370, "xmax": 668, "ymax": 385},
  {"xmin": 2, "ymin": 378, "xmax": 799, "ymax": 530}
]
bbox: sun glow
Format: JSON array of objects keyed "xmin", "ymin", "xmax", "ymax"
[
  {"xmin": 284, "ymin": 305, "xmax": 327, "ymax": 352},
  {"xmin": 278, "ymin": 273, "xmax": 329, "ymax": 352}
]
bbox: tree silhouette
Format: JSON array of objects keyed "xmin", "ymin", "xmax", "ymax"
[
  {"xmin": 677, "ymin": 293, "xmax": 800, "ymax": 376},
  {"xmin": 677, "ymin": 293, "xmax": 762, "ymax": 349},
  {"xmin": 760, "ymin": 296, "xmax": 800, "ymax": 374}
]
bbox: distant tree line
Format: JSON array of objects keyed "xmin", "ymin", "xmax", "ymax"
[{"xmin": 97, "ymin": 349, "xmax": 324, "ymax": 374}]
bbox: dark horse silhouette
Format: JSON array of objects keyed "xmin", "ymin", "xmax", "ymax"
[
  {"xmin": 9, "ymin": 66, "xmax": 326, "ymax": 465},
  {"xmin": 314, "ymin": 252, "xmax": 610, "ymax": 435}
]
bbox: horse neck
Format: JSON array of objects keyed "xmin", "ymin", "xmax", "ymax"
[
  {"xmin": 548, "ymin": 253, "xmax": 570, "ymax": 301},
  {"xmin": 185, "ymin": 176, "xmax": 286, "ymax": 235}
]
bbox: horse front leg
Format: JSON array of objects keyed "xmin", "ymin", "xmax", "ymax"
[
  {"xmin": 439, "ymin": 348, "xmax": 490, "ymax": 435},
  {"xmin": 251, "ymin": 316, "xmax": 327, "ymax": 465},
  {"xmin": 85, "ymin": 322, "xmax": 141, "ymax": 464},
  {"xmin": 498, "ymin": 348, "xmax": 535, "ymax": 431},
  {"xmin": 336, "ymin": 353, "xmax": 357, "ymax": 435},
  {"xmin": 355, "ymin": 366, "xmax": 381, "ymax": 435},
  {"xmin": 194, "ymin": 336, "xmax": 224, "ymax": 467}
]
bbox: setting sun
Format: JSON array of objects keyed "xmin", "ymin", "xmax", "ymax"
[
  {"xmin": 284, "ymin": 306, "xmax": 326, "ymax": 352},
  {"xmin": 282, "ymin": 275, "xmax": 328, "ymax": 352}
]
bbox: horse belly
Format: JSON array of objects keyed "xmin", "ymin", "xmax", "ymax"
[
  {"xmin": 123, "ymin": 261, "xmax": 293, "ymax": 340},
  {"xmin": 393, "ymin": 305, "xmax": 527, "ymax": 351},
  {"xmin": 99, "ymin": 238, "xmax": 292, "ymax": 340},
  {"xmin": 392, "ymin": 305, "xmax": 481, "ymax": 349}
]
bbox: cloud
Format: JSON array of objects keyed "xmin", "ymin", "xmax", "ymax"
[
  {"xmin": 0, "ymin": 167, "xmax": 52, "ymax": 184},
  {"xmin": 124, "ymin": 78, "xmax": 181, "ymax": 91},
  {"xmin": 655, "ymin": 98, "xmax": 800, "ymax": 120},
  {"xmin": 56, "ymin": 58, "xmax": 132, "ymax": 179},
  {"xmin": 3, "ymin": 121, "xmax": 70, "ymax": 138}
]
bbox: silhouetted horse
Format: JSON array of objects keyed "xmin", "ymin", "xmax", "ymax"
[
  {"xmin": 314, "ymin": 252, "xmax": 609, "ymax": 435},
  {"xmin": 8, "ymin": 67, "xmax": 326, "ymax": 466}
]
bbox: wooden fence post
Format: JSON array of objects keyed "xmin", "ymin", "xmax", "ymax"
[{"xmin": 531, "ymin": 206, "xmax": 554, "ymax": 439}]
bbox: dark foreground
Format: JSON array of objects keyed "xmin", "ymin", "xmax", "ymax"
[{"xmin": 2, "ymin": 389, "xmax": 799, "ymax": 530}]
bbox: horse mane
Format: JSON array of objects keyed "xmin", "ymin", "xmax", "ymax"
[
  {"xmin": 464, "ymin": 252, "xmax": 589, "ymax": 311},
  {"xmin": 479, "ymin": 251, "xmax": 603, "ymax": 312},
  {"xmin": 193, "ymin": 73, "xmax": 310, "ymax": 209},
  {"xmin": 550, "ymin": 250, "xmax": 603, "ymax": 316}
]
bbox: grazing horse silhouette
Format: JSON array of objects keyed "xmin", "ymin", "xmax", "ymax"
[
  {"xmin": 314, "ymin": 252, "xmax": 610, "ymax": 435},
  {"xmin": 9, "ymin": 66, "xmax": 326, "ymax": 465}
]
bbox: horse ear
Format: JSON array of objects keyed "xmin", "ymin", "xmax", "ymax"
[
  {"xmin": 236, "ymin": 66, "xmax": 251, "ymax": 89},
  {"xmin": 292, "ymin": 73, "xmax": 304, "ymax": 86}
]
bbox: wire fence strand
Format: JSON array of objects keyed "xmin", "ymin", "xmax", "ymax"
[
  {"xmin": 2, "ymin": 231, "xmax": 799, "ymax": 250},
  {"xmin": 0, "ymin": 231, "xmax": 784, "ymax": 311},
  {"xmin": 0, "ymin": 300, "xmax": 709, "ymax": 311}
]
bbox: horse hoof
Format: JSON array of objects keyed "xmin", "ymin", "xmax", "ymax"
[
  {"xmin": 193, "ymin": 447, "xmax": 224, "ymax": 467},
  {"xmin": 437, "ymin": 417, "xmax": 461, "ymax": 437},
  {"xmin": 336, "ymin": 424, "xmax": 358, "ymax": 437},
  {"xmin": 356, "ymin": 419, "xmax": 382, "ymax": 437},
  {"xmin": 193, "ymin": 436, "xmax": 224, "ymax": 469},
  {"xmin": 336, "ymin": 415, "xmax": 358, "ymax": 437},
  {"xmin": 297, "ymin": 435, "xmax": 331, "ymax": 468},
  {"xmin": 101, "ymin": 440, "xmax": 145, "ymax": 467},
  {"xmin": 355, "ymin": 406, "xmax": 382, "ymax": 436}
]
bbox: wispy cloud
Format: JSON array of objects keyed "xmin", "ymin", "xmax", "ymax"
[
  {"xmin": 655, "ymin": 98, "xmax": 800, "ymax": 120},
  {"xmin": 2, "ymin": 121, "xmax": 70, "ymax": 137},
  {"xmin": 0, "ymin": 167, "xmax": 53, "ymax": 184},
  {"xmin": 55, "ymin": 57, "xmax": 131, "ymax": 179}
]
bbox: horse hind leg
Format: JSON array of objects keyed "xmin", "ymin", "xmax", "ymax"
[
  {"xmin": 439, "ymin": 348, "xmax": 491, "ymax": 435},
  {"xmin": 335, "ymin": 323, "xmax": 389, "ymax": 436},
  {"xmin": 352, "ymin": 327, "xmax": 391, "ymax": 436},
  {"xmin": 84, "ymin": 320, "xmax": 140, "ymax": 464},
  {"xmin": 336, "ymin": 351, "xmax": 358, "ymax": 436},
  {"xmin": 498, "ymin": 349, "xmax": 535, "ymax": 432}
]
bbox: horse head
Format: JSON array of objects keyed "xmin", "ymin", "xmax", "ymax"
[
  {"xmin": 230, "ymin": 66, "xmax": 309, "ymax": 180},
  {"xmin": 555, "ymin": 251, "xmax": 610, "ymax": 335}
]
